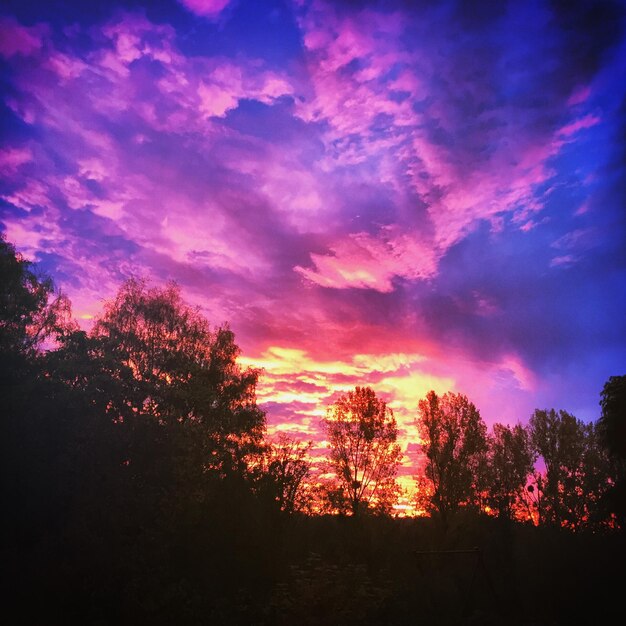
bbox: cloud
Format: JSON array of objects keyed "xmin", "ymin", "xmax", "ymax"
[
  {"xmin": 289, "ymin": 0, "xmax": 608, "ymax": 286},
  {"xmin": 559, "ymin": 114, "xmax": 601, "ymax": 137},
  {"xmin": 0, "ymin": 12, "xmax": 298, "ymax": 296},
  {"xmin": 177, "ymin": 0, "xmax": 232, "ymax": 19},
  {"xmin": 295, "ymin": 229, "xmax": 437, "ymax": 291},
  {"xmin": 0, "ymin": 146, "xmax": 33, "ymax": 175},
  {"xmin": 0, "ymin": 17, "xmax": 45, "ymax": 58}
]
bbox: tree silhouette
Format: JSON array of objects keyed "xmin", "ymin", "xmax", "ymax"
[
  {"xmin": 529, "ymin": 409, "xmax": 614, "ymax": 529},
  {"xmin": 530, "ymin": 409, "xmax": 578, "ymax": 527},
  {"xmin": 597, "ymin": 376, "xmax": 626, "ymax": 527},
  {"xmin": 1, "ymin": 235, "xmax": 73, "ymax": 502},
  {"xmin": 90, "ymin": 278, "xmax": 266, "ymax": 478},
  {"xmin": 1, "ymin": 237, "xmax": 84, "ymax": 623},
  {"xmin": 324, "ymin": 386, "xmax": 401, "ymax": 516},
  {"xmin": 599, "ymin": 375, "xmax": 626, "ymax": 459},
  {"xmin": 485, "ymin": 423, "xmax": 536, "ymax": 521},
  {"xmin": 417, "ymin": 390, "xmax": 488, "ymax": 526},
  {"xmin": 30, "ymin": 277, "xmax": 271, "ymax": 621},
  {"xmin": 255, "ymin": 434, "xmax": 312, "ymax": 514},
  {"xmin": 0, "ymin": 234, "xmax": 71, "ymax": 356}
]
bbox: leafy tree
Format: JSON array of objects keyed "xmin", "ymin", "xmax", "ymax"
[
  {"xmin": 90, "ymin": 278, "xmax": 266, "ymax": 478},
  {"xmin": 0, "ymin": 234, "xmax": 71, "ymax": 358},
  {"xmin": 598, "ymin": 375, "xmax": 626, "ymax": 527},
  {"xmin": 577, "ymin": 421, "xmax": 618, "ymax": 529},
  {"xmin": 485, "ymin": 423, "xmax": 536, "ymax": 521},
  {"xmin": 1, "ymin": 237, "xmax": 80, "ymax": 620},
  {"xmin": 31, "ymin": 278, "xmax": 270, "ymax": 620},
  {"xmin": 599, "ymin": 375, "xmax": 626, "ymax": 459},
  {"xmin": 1, "ymin": 235, "xmax": 73, "ymax": 504},
  {"xmin": 324, "ymin": 386, "xmax": 401, "ymax": 516},
  {"xmin": 529, "ymin": 409, "xmax": 614, "ymax": 530},
  {"xmin": 416, "ymin": 390, "xmax": 488, "ymax": 525},
  {"xmin": 255, "ymin": 434, "xmax": 312, "ymax": 514},
  {"xmin": 530, "ymin": 409, "xmax": 579, "ymax": 527}
]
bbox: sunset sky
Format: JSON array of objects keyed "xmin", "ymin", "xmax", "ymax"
[{"xmin": 1, "ymin": 0, "xmax": 625, "ymax": 486}]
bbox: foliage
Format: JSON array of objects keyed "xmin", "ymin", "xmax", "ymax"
[
  {"xmin": 324, "ymin": 386, "xmax": 402, "ymax": 516},
  {"xmin": 0, "ymin": 234, "xmax": 72, "ymax": 356},
  {"xmin": 2, "ymin": 258, "xmax": 271, "ymax": 623},
  {"xmin": 416, "ymin": 390, "xmax": 488, "ymax": 525},
  {"xmin": 599, "ymin": 375, "xmax": 626, "ymax": 459},
  {"xmin": 270, "ymin": 552, "xmax": 392, "ymax": 626},
  {"xmin": 1, "ymin": 237, "xmax": 75, "ymax": 561},
  {"xmin": 485, "ymin": 423, "xmax": 536, "ymax": 521},
  {"xmin": 529, "ymin": 409, "xmax": 615, "ymax": 530},
  {"xmin": 91, "ymin": 278, "xmax": 266, "ymax": 474},
  {"xmin": 254, "ymin": 434, "xmax": 312, "ymax": 514},
  {"xmin": 598, "ymin": 375, "xmax": 626, "ymax": 527}
]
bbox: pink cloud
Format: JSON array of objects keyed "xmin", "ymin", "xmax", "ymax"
[
  {"xmin": 290, "ymin": 0, "xmax": 573, "ymax": 283},
  {"xmin": 567, "ymin": 85, "xmax": 591, "ymax": 107},
  {"xmin": 44, "ymin": 52, "xmax": 87, "ymax": 82},
  {"xmin": 498, "ymin": 355, "xmax": 537, "ymax": 393},
  {"xmin": 230, "ymin": 151, "xmax": 335, "ymax": 234},
  {"xmin": 178, "ymin": 0, "xmax": 232, "ymax": 19},
  {"xmin": 0, "ymin": 146, "xmax": 33, "ymax": 174},
  {"xmin": 551, "ymin": 228, "xmax": 595, "ymax": 251},
  {"xmin": 550, "ymin": 255, "xmax": 577, "ymax": 268},
  {"xmin": 69, "ymin": 15, "xmax": 292, "ymax": 134},
  {"xmin": 0, "ymin": 17, "xmax": 44, "ymax": 58},
  {"xmin": 2, "ymin": 178, "xmax": 51, "ymax": 211},
  {"xmin": 1, "ymin": 11, "xmax": 298, "ymax": 285},
  {"xmin": 197, "ymin": 81, "xmax": 240, "ymax": 117},
  {"xmin": 295, "ymin": 2, "xmax": 417, "ymax": 142},
  {"xmin": 574, "ymin": 201, "xmax": 590, "ymax": 216},
  {"xmin": 559, "ymin": 113, "xmax": 601, "ymax": 137},
  {"xmin": 3, "ymin": 215, "xmax": 62, "ymax": 253},
  {"xmin": 196, "ymin": 64, "xmax": 292, "ymax": 119},
  {"xmin": 295, "ymin": 230, "xmax": 437, "ymax": 292}
]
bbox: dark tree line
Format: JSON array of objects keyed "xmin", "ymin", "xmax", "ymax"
[
  {"xmin": 320, "ymin": 387, "xmax": 622, "ymax": 531},
  {"xmin": 1, "ymin": 236, "xmax": 293, "ymax": 623},
  {"xmin": 2, "ymin": 234, "xmax": 624, "ymax": 624},
  {"xmin": 413, "ymin": 392, "xmax": 621, "ymax": 530}
]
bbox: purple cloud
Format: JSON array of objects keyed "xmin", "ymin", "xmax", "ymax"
[{"xmin": 178, "ymin": 0, "xmax": 232, "ymax": 20}]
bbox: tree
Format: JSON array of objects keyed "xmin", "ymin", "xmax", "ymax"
[
  {"xmin": 599, "ymin": 375, "xmax": 626, "ymax": 459},
  {"xmin": 255, "ymin": 434, "xmax": 312, "ymax": 514},
  {"xmin": 416, "ymin": 390, "xmax": 487, "ymax": 525},
  {"xmin": 577, "ymin": 421, "xmax": 618, "ymax": 529},
  {"xmin": 485, "ymin": 423, "xmax": 536, "ymax": 521},
  {"xmin": 1, "ymin": 235, "xmax": 74, "ymax": 517},
  {"xmin": 598, "ymin": 375, "xmax": 626, "ymax": 527},
  {"xmin": 324, "ymin": 386, "xmax": 401, "ymax": 516},
  {"xmin": 1, "ymin": 244, "xmax": 274, "ymax": 621},
  {"xmin": 38, "ymin": 278, "xmax": 268, "ymax": 556},
  {"xmin": 37, "ymin": 278, "xmax": 269, "ymax": 620},
  {"xmin": 90, "ymin": 278, "xmax": 266, "ymax": 478},
  {"xmin": 529, "ymin": 409, "xmax": 614, "ymax": 530},
  {"xmin": 0, "ymin": 235, "xmax": 71, "ymax": 358},
  {"xmin": 1, "ymin": 237, "xmax": 80, "ymax": 622}
]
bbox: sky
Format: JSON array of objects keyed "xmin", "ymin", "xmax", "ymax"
[{"xmin": 1, "ymin": 0, "xmax": 625, "ymax": 490}]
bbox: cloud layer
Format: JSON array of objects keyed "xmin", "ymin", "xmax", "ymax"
[{"xmin": 1, "ymin": 0, "xmax": 625, "ymax": 487}]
